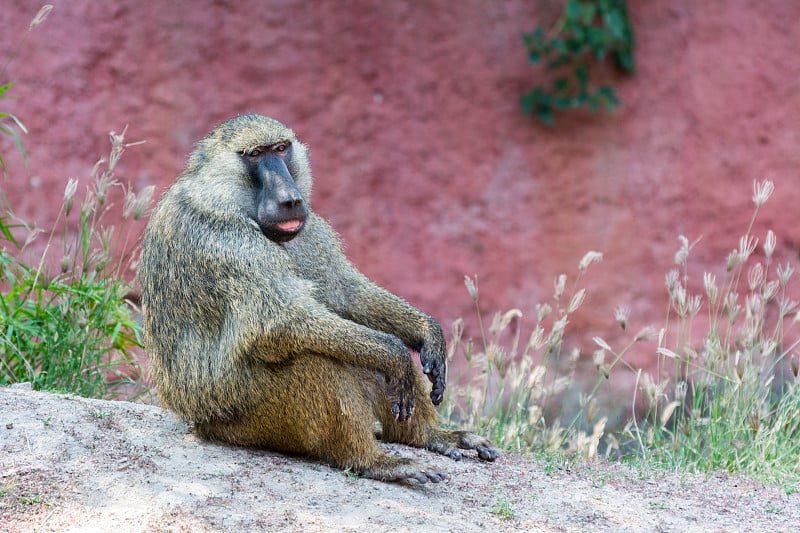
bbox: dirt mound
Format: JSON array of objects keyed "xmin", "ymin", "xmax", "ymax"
[{"xmin": 1, "ymin": 384, "xmax": 796, "ymax": 532}]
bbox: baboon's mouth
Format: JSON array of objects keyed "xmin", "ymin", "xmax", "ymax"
[
  {"xmin": 274, "ymin": 219, "xmax": 304, "ymax": 232},
  {"xmin": 258, "ymin": 217, "xmax": 306, "ymax": 243}
]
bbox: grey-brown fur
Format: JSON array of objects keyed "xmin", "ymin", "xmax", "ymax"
[{"xmin": 138, "ymin": 114, "xmax": 498, "ymax": 483}]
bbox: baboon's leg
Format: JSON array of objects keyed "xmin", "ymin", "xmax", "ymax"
[
  {"xmin": 196, "ymin": 355, "xmax": 446, "ymax": 483},
  {"xmin": 377, "ymin": 368, "xmax": 501, "ymax": 462}
]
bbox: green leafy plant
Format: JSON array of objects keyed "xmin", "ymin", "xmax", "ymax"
[
  {"xmin": 521, "ymin": 0, "xmax": 634, "ymax": 123},
  {"xmin": 0, "ymin": 130, "xmax": 153, "ymax": 398},
  {"xmin": 0, "ymin": 4, "xmax": 149, "ymax": 399},
  {"xmin": 488, "ymin": 497, "xmax": 516, "ymax": 520}
]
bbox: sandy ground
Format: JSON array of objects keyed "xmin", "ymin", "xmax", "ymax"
[{"xmin": 1, "ymin": 383, "xmax": 798, "ymax": 532}]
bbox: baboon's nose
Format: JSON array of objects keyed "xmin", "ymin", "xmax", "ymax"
[{"xmin": 280, "ymin": 198, "xmax": 303, "ymax": 209}]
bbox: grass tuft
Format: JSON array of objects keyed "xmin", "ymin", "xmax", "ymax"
[
  {"xmin": 443, "ymin": 179, "xmax": 800, "ymax": 488},
  {"xmin": 1, "ymin": 5, "xmax": 149, "ymax": 399},
  {"xmin": 0, "ymin": 130, "xmax": 150, "ymax": 398}
]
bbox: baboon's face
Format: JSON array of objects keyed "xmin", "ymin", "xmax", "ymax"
[{"xmin": 241, "ymin": 140, "xmax": 309, "ymax": 243}]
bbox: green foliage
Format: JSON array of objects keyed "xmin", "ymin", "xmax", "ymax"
[
  {"xmin": 0, "ymin": 4, "xmax": 148, "ymax": 399},
  {"xmin": 521, "ymin": 0, "xmax": 635, "ymax": 123},
  {"xmin": 488, "ymin": 497, "xmax": 516, "ymax": 520},
  {"xmin": 0, "ymin": 130, "xmax": 153, "ymax": 398}
]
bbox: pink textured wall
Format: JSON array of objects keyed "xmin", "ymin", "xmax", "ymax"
[{"xmin": 2, "ymin": 1, "xmax": 800, "ymax": 371}]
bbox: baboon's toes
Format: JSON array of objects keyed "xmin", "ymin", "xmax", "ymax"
[
  {"xmin": 421, "ymin": 467, "xmax": 447, "ymax": 483},
  {"xmin": 363, "ymin": 457, "xmax": 447, "ymax": 484},
  {"xmin": 407, "ymin": 466, "xmax": 447, "ymax": 484},
  {"xmin": 456, "ymin": 431, "xmax": 501, "ymax": 462},
  {"xmin": 446, "ymin": 448, "xmax": 463, "ymax": 461},
  {"xmin": 476, "ymin": 443, "xmax": 500, "ymax": 462},
  {"xmin": 426, "ymin": 441, "xmax": 463, "ymax": 461}
]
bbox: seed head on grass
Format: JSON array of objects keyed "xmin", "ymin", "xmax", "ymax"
[
  {"xmin": 464, "ymin": 274, "xmax": 478, "ymax": 300},
  {"xmin": 704, "ymin": 273, "xmax": 718, "ymax": 305},
  {"xmin": 748, "ymin": 263, "xmax": 764, "ymax": 292},
  {"xmin": 537, "ymin": 303, "xmax": 551, "ymax": 322},
  {"xmin": 578, "ymin": 251, "xmax": 603, "ymax": 272},
  {"xmin": 726, "ymin": 249, "xmax": 740, "ymax": 272},
  {"xmin": 752, "ymin": 179, "xmax": 774, "ymax": 206},
  {"xmin": 568, "ymin": 288, "xmax": 586, "ymax": 313},
  {"xmin": 132, "ymin": 186, "xmax": 154, "ymax": 220},
  {"xmin": 28, "ymin": 5, "xmax": 53, "ymax": 30},
  {"xmin": 665, "ymin": 269, "xmax": 679, "ymax": 295},
  {"xmin": 592, "ymin": 348, "xmax": 606, "ymax": 369},
  {"xmin": 554, "ymin": 274, "xmax": 566, "ymax": 300},
  {"xmin": 633, "ymin": 326, "xmax": 657, "ymax": 343},
  {"xmin": 62, "ymin": 178, "xmax": 78, "ymax": 216},
  {"xmin": 777, "ymin": 263, "xmax": 794, "ymax": 287},
  {"xmin": 675, "ymin": 236, "xmax": 690, "ymax": 266},
  {"xmin": 739, "ymin": 235, "xmax": 758, "ymax": 263},
  {"xmin": 614, "ymin": 305, "xmax": 629, "ymax": 330},
  {"xmin": 764, "ymin": 229, "xmax": 776, "ymax": 258}
]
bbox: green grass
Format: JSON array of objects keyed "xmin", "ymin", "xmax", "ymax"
[
  {"xmin": 443, "ymin": 179, "xmax": 800, "ymax": 490},
  {"xmin": 624, "ymin": 180, "xmax": 800, "ymax": 487},
  {"xmin": 1, "ymin": 7, "xmax": 151, "ymax": 398},
  {"xmin": 488, "ymin": 496, "xmax": 516, "ymax": 520},
  {"xmin": 0, "ymin": 129, "xmax": 151, "ymax": 398}
]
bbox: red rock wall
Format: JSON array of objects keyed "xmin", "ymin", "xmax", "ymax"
[{"xmin": 2, "ymin": 1, "xmax": 799, "ymax": 369}]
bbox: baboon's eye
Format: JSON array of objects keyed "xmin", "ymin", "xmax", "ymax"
[
  {"xmin": 271, "ymin": 142, "xmax": 289, "ymax": 153},
  {"xmin": 244, "ymin": 147, "xmax": 263, "ymax": 157}
]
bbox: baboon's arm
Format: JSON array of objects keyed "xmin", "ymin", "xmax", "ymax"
[
  {"xmin": 237, "ymin": 289, "xmax": 419, "ymax": 421},
  {"xmin": 286, "ymin": 215, "xmax": 447, "ymax": 405},
  {"xmin": 337, "ymin": 281, "xmax": 446, "ymax": 405}
]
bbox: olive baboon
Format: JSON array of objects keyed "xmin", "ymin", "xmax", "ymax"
[{"xmin": 138, "ymin": 114, "xmax": 499, "ymax": 483}]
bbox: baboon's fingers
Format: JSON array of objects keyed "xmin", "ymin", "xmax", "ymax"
[
  {"xmin": 421, "ymin": 347, "xmax": 446, "ymax": 405},
  {"xmin": 388, "ymin": 391, "xmax": 415, "ymax": 422},
  {"xmin": 386, "ymin": 369, "xmax": 416, "ymax": 421},
  {"xmin": 425, "ymin": 440, "xmax": 463, "ymax": 461},
  {"xmin": 429, "ymin": 378, "xmax": 446, "ymax": 406},
  {"xmin": 428, "ymin": 430, "xmax": 501, "ymax": 462},
  {"xmin": 394, "ymin": 395, "xmax": 415, "ymax": 422},
  {"xmin": 424, "ymin": 363, "xmax": 446, "ymax": 405}
]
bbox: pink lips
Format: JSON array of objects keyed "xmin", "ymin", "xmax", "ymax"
[{"xmin": 275, "ymin": 219, "xmax": 304, "ymax": 232}]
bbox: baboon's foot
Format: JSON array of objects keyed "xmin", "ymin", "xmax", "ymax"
[
  {"xmin": 360, "ymin": 455, "xmax": 447, "ymax": 484},
  {"xmin": 426, "ymin": 429, "xmax": 501, "ymax": 462}
]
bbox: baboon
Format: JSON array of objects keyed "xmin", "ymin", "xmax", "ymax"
[{"xmin": 138, "ymin": 114, "xmax": 499, "ymax": 483}]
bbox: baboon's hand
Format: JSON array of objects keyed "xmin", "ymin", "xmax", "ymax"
[
  {"xmin": 420, "ymin": 321, "xmax": 447, "ymax": 406},
  {"xmin": 385, "ymin": 361, "xmax": 416, "ymax": 422}
]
